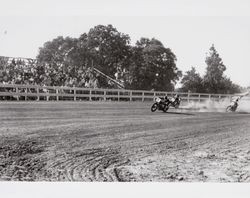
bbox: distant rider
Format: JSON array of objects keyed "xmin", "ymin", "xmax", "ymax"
[{"xmin": 231, "ymin": 96, "xmax": 241, "ymax": 108}]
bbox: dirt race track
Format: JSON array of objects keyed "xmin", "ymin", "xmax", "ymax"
[{"xmin": 0, "ymin": 101, "xmax": 250, "ymax": 182}]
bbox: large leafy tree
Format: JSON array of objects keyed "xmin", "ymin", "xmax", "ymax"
[
  {"xmin": 36, "ymin": 25, "xmax": 132, "ymax": 88},
  {"xmin": 127, "ymin": 38, "xmax": 181, "ymax": 91},
  {"xmin": 36, "ymin": 26, "xmax": 182, "ymax": 90},
  {"xmin": 85, "ymin": 25, "xmax": 132, "ymax": 85},
  {"xmin": 36, "ymin": 36, "xmax": 79, "ymax": 86},
  {"xmin": 50, "ymin": 25, "xmax": 133, "ymax": 88},
  {"xmin": 180, "ymin": 67, "xmax": 204, "ymax": 92}
]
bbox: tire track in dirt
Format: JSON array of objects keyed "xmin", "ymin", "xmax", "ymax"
[
  {"xmin": 126, "ymin": 120, "xmax": 250, "ymax": 182},
  {"xmin": 1, "ymin": 102, "xmax": 250, "ymax": 182},
  {"xmin": 44, "ymin": 147, "xmax": 132, "ymax": 181},
  {"xmin": 0, "ymin": 138, "xmax": 48, "ymax": 181}
]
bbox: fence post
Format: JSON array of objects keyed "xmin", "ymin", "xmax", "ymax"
[
  {"xmin": 118, "ymin": 91, "xmax": 120, "ymax": 102},
  {"xmin": 56, "ymin": 89, "xmax": 59, "ymax": 101},
  {"xmin": 142, "ymin": 92, "xmax": 145, "ymax": 102},
  {"xmin": 74, "ymin": 88, "xmax": 76, "ymax": 101},
  {"xmin": 16, "ymin": 87, "xmax": 19, "ymax": 101},
  {"xmin": 46, "ymin": 89, "xmax": 49, "ymax": 101},
  {"xmin": 36, "ymin": 88, "xmax": 39, "ymax": 101},
  {"xmin": 89, "ymin": 90, "xmax": 92, "ymax": 101},
  {"xmin": 187, "ymin": 92, "xmax": 190, "ymax": 103},
  {"xmin": 104, "ymin": 90, "xmax": 106, "ymax": 101},
  {"xmin": 25, "ymin": 88, "xmax": 28, "ymax": 101},
  {"xmin": 198, "ymin": 94, "xmax": 201, "ymax": 103},
  {"xmin": 130, "ymin": 91, "xmax": 132, "ymax": 101}
]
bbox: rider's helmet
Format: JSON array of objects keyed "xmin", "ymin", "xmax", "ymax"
[
  {"xmin": 174, "ymin": 94, "xmax": 179, "ymax": 101},
  {"xmin": 164, "ymin": 95, "xmax": 168, "ymax": 100}
]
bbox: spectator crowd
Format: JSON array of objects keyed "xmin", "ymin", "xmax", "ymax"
[{"xmin": 0, "ymin": 56, "xmax": 101, "ymax": 88}]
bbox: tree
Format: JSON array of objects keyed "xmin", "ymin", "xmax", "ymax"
[
  {"xmin": 219, "ymin": 77, "xmax": 241, "ymax": 94},
  {"xmin": 35, "ymin": 25, "xmax": 181, "ymax": 90},
  {"xmin": 85, "ymin": 24, "xmax": 132, "ymax": 87},
  {"xmin": 36, "ymin": 36, "xmax": 79, "ymax": 86},
  {"xmin": 180, "ymin": 67, "xmax": 204, "ymax": 92},
  {"xmin": 203, "ymin": 45, "xmax": 241, "ymax": 94},
  {"xmin": 127, "ymin": 38, "xmax": 181, "ymax": 91},
  {"xmin": 203, "ymin": 45, "xmax": 227, "ymax": 93},
  {"xmin": 0, "ymin": 56, "xmax": 8, "ymax": 71}
]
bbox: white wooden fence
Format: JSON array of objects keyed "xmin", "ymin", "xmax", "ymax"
[{"xmin": 0, "ymin": 83, "xmax": 247, "ymax": 103}]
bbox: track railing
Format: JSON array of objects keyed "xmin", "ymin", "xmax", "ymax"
[{"xmin": 0, "ymin": 83, "xmax": 244, "ymax": 102}]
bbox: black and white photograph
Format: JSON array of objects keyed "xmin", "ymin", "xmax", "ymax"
[{"xmin": 0, "ymin": 0, "xmax": 250, "ymax": 197}]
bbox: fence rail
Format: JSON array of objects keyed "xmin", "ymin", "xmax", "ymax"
[{"xmin": 0, "ymin": 83, "xmax": 248, "ymax": 102}]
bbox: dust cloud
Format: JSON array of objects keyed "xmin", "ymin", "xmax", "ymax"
[{"xmin": 182, "ymin": 97, "xmax": 250, "ymax": 113}]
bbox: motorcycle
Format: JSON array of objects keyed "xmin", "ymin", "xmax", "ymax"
[
  {"xmin": 226, "ymin": 102, "xmax": 238, "ymax": 112},
  {"xmin": 169, "ymin": 97, "xmax": 181, "ymax": 109},
  {"xmin": 151, "ymin": 97, "xmax": 169, "ymax": 112}
]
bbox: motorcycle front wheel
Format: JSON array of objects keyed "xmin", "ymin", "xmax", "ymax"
[
  {"xmin": 151, "ymin": 103, "xmax": 158, "ymax": 112},
  {"xmin": 226, "ymin": 106, "xmax": 232, "ymax": 112}
]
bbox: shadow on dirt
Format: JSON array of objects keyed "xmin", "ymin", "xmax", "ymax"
[
  {"xmin": 235, "ymin": 112, "xmax": 250, "ymax": 114},
  {"xmin": 164, "ymin": 111, "xmax": 195, "ymax": 116}
]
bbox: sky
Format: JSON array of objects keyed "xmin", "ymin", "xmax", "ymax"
[{"xmin": 0, "ymin": 0, "xmax": 250, "ymax": 87}]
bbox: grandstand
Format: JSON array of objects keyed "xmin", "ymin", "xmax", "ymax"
[{"xmin": 0, "ymin": 55, "xmax": 124, "ymax": 89}]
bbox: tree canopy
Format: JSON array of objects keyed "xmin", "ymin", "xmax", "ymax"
[
  {"xmin": 127, "ymin": 38, "xmax": 181, "ymax": 91},
  {"xmin": 0, "ymin": 30, "xmax": 243, "ymax": 94},
  {"xmin": 179, "ymin": 45, "xmax": 241, "ymax": 94},
  {"xmin": 36, "ymin": 25, "xmax": 181, "ymax": 90},
  {"xmin": 180, "ymin": 67, "xmax": 204, "ymax": 93},
  {"xmin": 203, "ymin": 45, "xmax": 227, "ymax": 93},
  {"xmin": 1, "ymin": 26, "xmax": 240, "ymax": 94}
]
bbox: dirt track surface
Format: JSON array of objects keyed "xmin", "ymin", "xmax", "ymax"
[{"xmin": 0, "ymin": 101, "xmax": 250, "ymax": 182}]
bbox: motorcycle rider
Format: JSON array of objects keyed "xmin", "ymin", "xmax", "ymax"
[
  {"xmin": 231, "ymin": 96, "xmax": 241, "ymax": 108},
  {"xmin": 170, "ymin": 94, "xmax": 180, "ymax": 108},
  {"xmin": 164, "ymin": 95, "xmax": 172, "ymax": 105},
  {"xmin": 159, "ymin": 95, "xmax": 170, "ymax": 107},
  {"xmin": 174, "ymin": 94, "xmax": 180, "ymax": 103}
]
